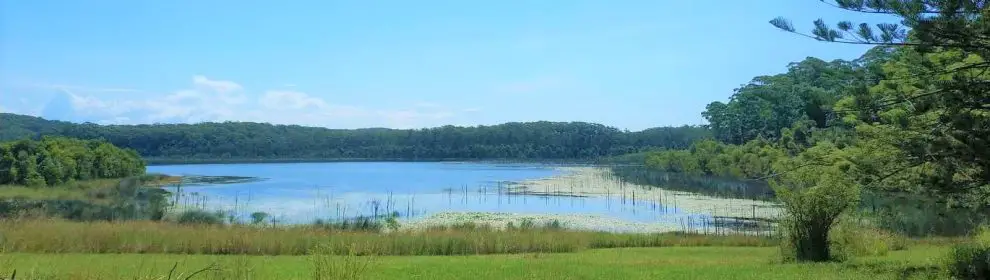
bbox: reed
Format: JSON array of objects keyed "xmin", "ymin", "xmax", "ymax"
[{"xmin": 0, "ymin": 219, "xmax": 775, "ymax": 256}]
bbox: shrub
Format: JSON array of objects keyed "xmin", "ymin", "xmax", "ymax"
[
  {"xmin": 947, "ymin": 226, "xmax": 990, "ymax": 280},
  {"xmin": 771, "ymin": 143, "xmax": 860, "ymax": 262},
  {"xmin": 947, "ymin": 243, "xmax": 990, "ymax": 280},
  {"xmin": 250, "ymin": 211, "xmax": 269, "ymax": 225},
  {"xmin": 830, "ymin": 218, "xmax": 905, "ymax": 261},
  {"xmin": 174, "ymin": 210, "xmax": 226, "ymax": 225}
]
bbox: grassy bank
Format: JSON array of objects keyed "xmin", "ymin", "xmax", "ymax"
[
  {"xmin": 0, "ymin": 175, "xmax": 179, "ymax": 202},
  {"xmin": 1, "ymin": 246, "xmax": 951, "ymax": 280},
  {"xmin": 0, "ymin": 219, "xmax": 775, "ymax": 256}
]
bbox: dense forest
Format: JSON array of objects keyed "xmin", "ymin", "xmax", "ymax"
[
  {"xmin": 0, "ymin": 113, "xmax": 710, "ymax": 161},
  {"xmin": 646, "ymin": 54, "xmax": 876, "ymax": 179},
  {"xmin": 640, "ymin": 1, "xmax": 988, "ymax": 262},
  {"xmin": 0, "ymin": 137, "xmax": 146, "ymax": 186},
  {"xmin": 648, "ymin": 27, "xmax": 989, "ymax": 207}
]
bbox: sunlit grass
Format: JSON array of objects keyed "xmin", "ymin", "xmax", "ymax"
[
  {"xmin": 0, "ymin": 175, "xmax": 180, "ymax": 203},
  {"xmin": 0, "ymin": 246, "xmax": 952, "ymax": 279},
  {"xmin": 0, "ymin": 219, "xmax": 775, "ymax": 256}
]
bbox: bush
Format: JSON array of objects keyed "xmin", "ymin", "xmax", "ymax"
[
  {"xmin": 771, "ymin": 144, "xmax": 860, "ymax": 262},
  {"xmin": 947, "ymin": 226, "xmax": 990, "ymax": 280},
  {"xmin": 174, "ymin": 210, "xmax": 226, "ymax": 225},
  {"xmin": 947, "ymin": 243, "xmax": 990, "ymax": 280},
  {"xmin": 249, "ymin": 211, "xmax": 269, "ymax": 225},
  {"xmin": 830, "ymin": 218, "xmax": 905, "ymax": 261},
  {"xmin": 976, "ymin": 225, "xmax": 990, "ymax": 247}
]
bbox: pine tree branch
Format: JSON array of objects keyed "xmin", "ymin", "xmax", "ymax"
[
  {"xmin": 819, "ymin": 0, "xmax": 983, "ymax": 15},
  {"xmin": 868, "ymin": 61, "xmax": 990, "ymax": 83},
  {"xmin": 749, "ymin": 161, "xmax": 822, "ymax": 181},
  {"xmin": 863, "ymin": 161, "xmax": 927, "ymax": 188},
  {"xmin": 832, "ymin": 89, "xmax": 944, "ymax": 115},
  {"xmin": 778, "ymin": 28, "xmax": 986, "ymax": 49}
]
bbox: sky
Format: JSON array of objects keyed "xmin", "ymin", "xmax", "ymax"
[{"xmin": 0, "ymin": 0, "xmax": 898, "ymax": 131}]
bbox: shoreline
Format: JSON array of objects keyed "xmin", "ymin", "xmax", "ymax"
[
  {"xmin": 399, "ymin": 212, "xmax": 685, "ymax": 233},
  {"xmin": 503, "ymin": 167, "xmax": 784, "ymax": 220},
  {"xmin": 145, "ymin": 158, "xmax": 603, "ymax": 166},
  {"xmin": 400, "ymin": 167, "xmax": 783, "ymax": 233}
]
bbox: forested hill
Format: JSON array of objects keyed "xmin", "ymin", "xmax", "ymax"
[{"xmin": 0, "ymin": 113, "xmax": 710, "ymax": 161}]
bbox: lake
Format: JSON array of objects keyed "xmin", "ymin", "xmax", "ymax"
[{"xmin": 148, "ymin": 162, "xmax": 724, "ymax": 232}]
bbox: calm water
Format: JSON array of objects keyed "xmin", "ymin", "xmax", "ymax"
[{"xmin": 148, "ymin": 162, "xmax": 709, "ymax": 227}]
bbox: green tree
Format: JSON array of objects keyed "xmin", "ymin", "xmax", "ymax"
[
  {"xmin": 0, "ymin": 137, "xmax": 146, "ymax": 186},
  {"xmin": 250, "ymin": 211, "xmax": 270, "ymax": 225},
  {"xmin": 771, "ymin": 142, "xmax": 860, "ymax": 262},
  {"xmin": 39, "ymin": 152, "xmax": 65, "ymax": 186},
  {"xmin": 773, "ymin": 0, "xmax": 989, "ymax": 206}
]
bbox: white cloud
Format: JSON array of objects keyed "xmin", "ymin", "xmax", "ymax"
[
  {"xmin": 62, "ymin": 89, "xmax": 138, "ymax": 116},
  {"xmin": 38, "ymin": 76, "xmax": 473, "ymax": 129},
  {"xmin": 98, "ymin": 116, "xmax": 132, "ymax": 125},
  {"xmin": 34, "ymin": 84, "xmax": 143, "ymax": 94},
  {"xmin": 260, "ymin": 90, "xmax": 329, "ymax": 110},
  {"xmin": 192, "ymin": 75, "xmax": 242, "ymax": 94}
]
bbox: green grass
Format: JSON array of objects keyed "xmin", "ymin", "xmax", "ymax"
[
  {"xmin": 0, "ymin": 219, "xmax": 775, "ymax": 256},
  {"xmin": 0, "ymin": 175, "xmax": 179, "ymax": 202},
  {"xmin": 0, "ymin": 179, "xmax": 122, "ymax": 201},
  {"xmin": 0, "ymin": 246, "xmax": 951, "ymax": 279}
]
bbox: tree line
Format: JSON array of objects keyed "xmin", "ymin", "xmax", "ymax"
[
  {"xmin": 0, "ymin": 137, "xmax": 146, "ymax": 186},
  {"xmin": 0, "ymin": 114, "xmax": 710, "ymax": 161},
  {"xmin": 647, "ymin": 51, "xmax": 879, "ymax": 181}
]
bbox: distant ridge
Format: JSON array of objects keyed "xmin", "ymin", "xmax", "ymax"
[{"xmin": 0, "ymin": 113, "xmax": 711, "ymax": 162}]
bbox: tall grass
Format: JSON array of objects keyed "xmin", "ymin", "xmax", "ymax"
[
  {"xmin": 0, "ymin": 219, "xmax": 775, "ymax": 256},
  {"xmin": 0, "ymin": 175, "xmax": 179, "ymax": 201},
  {"xmin": 0, "ymin": 179, "xmax": 124, "ymax": 202},
  {"xmin": 310, "ymin": 244, "xmax": 375, "ymax": 280}
]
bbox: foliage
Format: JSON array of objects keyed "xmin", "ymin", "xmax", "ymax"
[
  {"xmin": 947, "ymin": 242, "xmax": 990, "ymax": 280},
  {"xmin": 0, "ymin": 114, "xmax": 710, "ymax": 161},
  {"xmin": 702, "ymin": 57, "xmax": 875, "ymax": 144},
  {"xmin": 645, "ymin": 138, "xmax": 786, "ymax": 179},
  {"xmin": 0, "ymin": 137, "xmax": 145, "ymax": 186},
  {"xmin": 829, "ymin": 218, "xmax": 906, "ymax": 261},
  {"xmin": 249, "ymin": 211, "xmax": 269, "ymax": 225},
  {"xmin": 773, "ymin": 143, "xmax": 861, "ymax": 262},
  {"xmin": 0, "ymin": 175, "xmax": 172, "ymax": 221},
  {"xmin": 609, "ymin": 165, "xmax": 775, "ymax": 200},
  {"xmin": 946, "ymin": 226, "xmax": 990, "ymax": 279},
  {"xmin": 644, "ymin": 0, "xmax": 989, "ymax": 244},
  {"xmin": 174, "ymin": 210, "xmax": 227, "ymax": 225},
  {"xmin": 774, "ymin": 0, "xmax": 990, "ymax": 208}
]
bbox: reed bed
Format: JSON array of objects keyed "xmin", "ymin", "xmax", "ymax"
[{"xmin": 0, "ymin": 219, "xmax": 775, "ymax": 256}]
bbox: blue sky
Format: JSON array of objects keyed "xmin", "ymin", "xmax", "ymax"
[{"xmin": 0, "ymin": 0, "xmax": 896, "ymax": 130}]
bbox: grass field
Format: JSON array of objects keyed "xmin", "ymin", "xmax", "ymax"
[
  {"xmin": 0, "ymin": 219, "xmax": 775, "ymax": 256},
  {"xmin": 1, "ymin": 246, "xmax": 950, "ymax": 280}
]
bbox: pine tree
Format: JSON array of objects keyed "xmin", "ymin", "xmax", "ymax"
[{"xmin": 773, "ymin": 0, "xmax": 989, "ymax": 206}]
